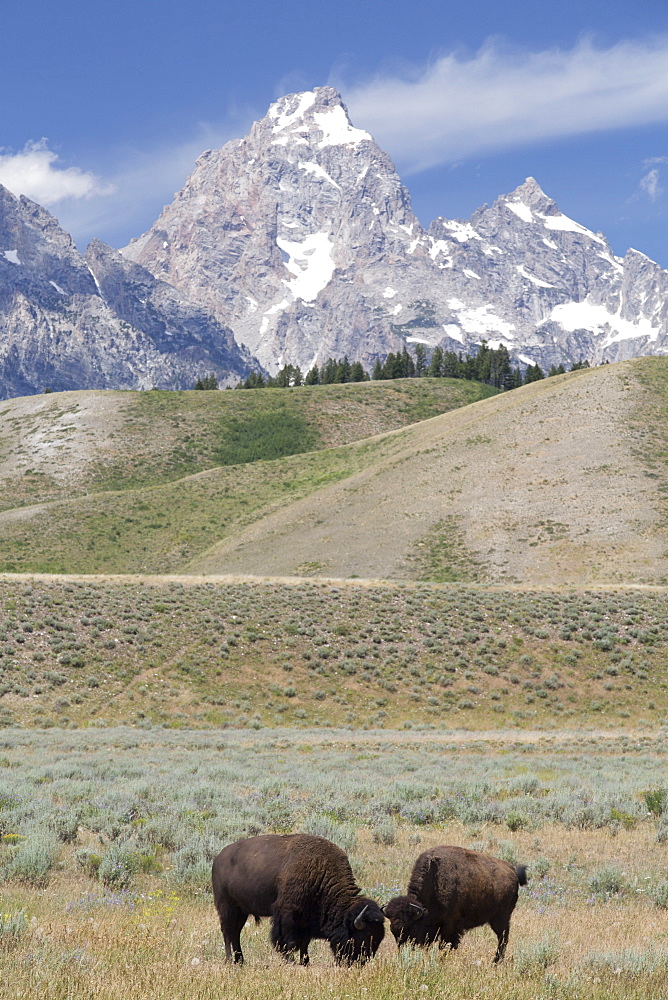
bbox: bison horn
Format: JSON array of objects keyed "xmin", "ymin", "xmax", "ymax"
[
  {"xmin": 409, "ymin": 903, "xmax": 424, "ymax": 913},
  {"xmin": 354, "ymin": 905, "xmax": 369, "ymax": 930}
]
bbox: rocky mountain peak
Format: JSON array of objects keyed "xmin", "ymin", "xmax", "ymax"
[
  {"xmin": 121, "ymin": 86, "xmax": 423, "ymax": 372},
  {"xmin": 502, "ymin": 176, "xmax": 556, "ymax": 214},
  {"xmin": 258, "ymin": 86, "xmax": 372, "ymax": 151}
]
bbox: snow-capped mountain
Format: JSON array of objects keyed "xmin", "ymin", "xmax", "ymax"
[
  {"xmin": 122, "ymin": 86, "xmax": 430, "ymax": 373},
  {"xmin": 0, "ymin": 186, "xmax": 254, "ymax": 399},
  {"xmin": 123, "ymin": 86, "xmax": 668, "ymax": 374},
  {"xmin": 431, "ymin": 177, "xmax": 668, "ymax": 367},
  {"xmin": 3, "ymin": 85, "xmax": 668, "ymax": 400}
]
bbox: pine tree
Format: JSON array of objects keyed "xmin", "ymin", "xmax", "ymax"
[
  {"xmin": 414, "ymin": 343, "xmax": 427, "ymax": 377},
  {"xmin": 321, "ymin": 358, "xmax": 338, "ymax": 384},
  {"xmin": 335, "ymin": 355, "xmax": 352, "ymax": 383},
  {"xmin": 428, "ymin": 346, "xmax": 443, "ymax": 377},
  {"xmin": 350, "ymin": 361, "xmax": 368, "ymax": 382},
  {"xmin": 442, "ymin": 350, "xmax": 460, "ymax": 378},
  {"xmin": 524, "ymin": 363, "xmax": 545, "ymax": 383},
  {"xmin": 372, "ymin": 358, "xmax": 384, "ymax": 380},
  {"xmin": 194, "ymin": 373, "xmax": 219, "ymax": 390},
  {"xmin": 400, "ymin": 347, "xmax": 416, "ymax": 378},
  {"xmin": 304, "ymin": 365, "xmax": 320, "ymax": 385},
  {"xmin": 381, "ymin": 353, "xmax": 397, "ymax": 379}
]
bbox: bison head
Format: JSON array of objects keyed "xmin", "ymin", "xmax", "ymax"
[
  {"xmin": 329, "ymin": 898, "xmax": 385, "ymax": 965},
  {"xmin": 382, "ymin": 896, "xmax": 432, "ymax": 947}
]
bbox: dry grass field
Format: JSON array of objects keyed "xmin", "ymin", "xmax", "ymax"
[
  {"xmin": 1, "ymin": 728, "xmax": 668, "ymax": 1000},
  {"xmin": 0, "ymin": 378, "xmax": 494, "ymax": 576}
]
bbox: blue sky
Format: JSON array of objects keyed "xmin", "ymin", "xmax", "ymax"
[{"xmin": 3, "ymin": 0, "xmax": 668, "ymax": 263}]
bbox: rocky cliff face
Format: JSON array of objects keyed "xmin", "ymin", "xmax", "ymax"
[
  {"xmin": 123, "ymin": 88, "xmax": 668, "ymax": 374},
  {"xmin": 0, "ymin": 186, "xmax": 254, "ymax": 399}
]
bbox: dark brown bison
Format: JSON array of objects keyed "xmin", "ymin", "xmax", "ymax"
[
  {"xmin": 383, "ymin": 845, "xmax": 527, "ymax": 963},
  {"xmin": 211, "ymin": 833, "xmax": 385, "ymax": 965}
]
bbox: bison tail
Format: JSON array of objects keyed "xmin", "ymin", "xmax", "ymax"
[
  {"xmin": 254, "ymin": 915, "xmax": 261, "ymax": 925},
  {"xmin": 516, "ymin": 865, "xmax": 528, "ymax": 886}
]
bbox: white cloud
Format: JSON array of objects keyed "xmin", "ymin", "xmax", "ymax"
[
  {"xmin": 0, "ymin": 139, "xmax": 115, "ymax": 205},
  {"xmin": 640, "ymin": 167, "xmax": 663, "ymax": 201},
  {"xmin": 342, "ymin": 37, "xmax": 668, "ymax": 172}
]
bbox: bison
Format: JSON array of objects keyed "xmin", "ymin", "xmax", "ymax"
[
  {"xmin": 212, "ymin": 833, "xmax": 385, "ymax": 965},
  {"xmin": 383, "ymin": 845, "xmax": 527, "ymax": 963}
]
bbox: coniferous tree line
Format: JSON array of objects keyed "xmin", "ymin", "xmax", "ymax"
[{"xmin": 230, "ymin": 343, "xmax": 592, "ymax": 392}]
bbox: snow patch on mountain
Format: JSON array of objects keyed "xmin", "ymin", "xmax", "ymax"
[
  {"xmin": 260, "ymin": 298, "xmax": 291, "ymax": 335},
  {"xmin": 313, "ymin": 105, "xmax": 371, "ymax": 147},
  {"xmin": 441, "ymin": 220, "xmax": 483, "ymax": 243},
  {"xmin": 298, "ymin": 161, "xmax": 341, "ymax": 190},
  {"xmin": 449, "ymin": 300, "xmax": 516, "ymax": 338},
  {"xmin": 517, "ymin": 265, "xmax": 554, "ymax": 288},
  {"xmin": 550, "ymin": 300, "xmax": 659, "ymax": 343},
  {"xmin": 277, "ymin": 232, "xmax": 335, "ymax": 302},
  {"xmin": 270, "ymin": 91, "xmax": 316, "ymax": 133},
  {"xmin": 506, "ymin": 202, "xmax": 533, "ymax": 224},
  {"xmin": 538, "ymin": 212, "xmax": 606, "ymax": 246}
]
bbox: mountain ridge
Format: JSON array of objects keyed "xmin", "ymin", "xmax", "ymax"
[
  {"xmin": 0, "ymin": 185, "xmax": 255, "ymax": 398},
  {"xmin": 122, "ymin": 86, "xmax": 668, "ymax": 375},
  {"xmin": 2, "ymin": 85, "xmax": 668, "ymax": 397}
]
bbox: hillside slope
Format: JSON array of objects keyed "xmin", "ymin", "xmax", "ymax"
[
  {"xmin": 190, "ymin": 358, "xmax": 668, "ymax": 586},
  {"xmin": 0, "ymin": 378, "xmax": 495, "ymax": 573}
]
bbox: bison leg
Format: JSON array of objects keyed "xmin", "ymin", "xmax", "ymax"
[
  {"xmin": 489, "ymin": 915, "xmax": 510, "ymax": 963},
  {"xmin": 271, "ymin": 909, "xmax": 310, "ymax": 964},
  {"xmin": 217, "ymin": 904, "xmax": 248, "ymax": 964}
]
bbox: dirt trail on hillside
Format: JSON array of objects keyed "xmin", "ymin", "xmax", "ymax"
[{"xmin": 189, "ymin": 364, "xmax": 667, "ymax": 586}]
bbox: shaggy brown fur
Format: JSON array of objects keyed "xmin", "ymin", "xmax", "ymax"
[
  {"xmin": 212, "ymin": 833, "xmax": 385, "ymax": 965},
  {"xmin": 383, "ymin": 845, "xmax": 527, "ymax": 963}
]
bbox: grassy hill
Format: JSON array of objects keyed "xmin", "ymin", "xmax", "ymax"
[
  {"xmin": 191, "ymin": 358, "xmax": 668, "ymax": 587},
  {"xmin": 0, "ymin": 378, "xmax": 495, "ymax": 573},
  {"xmin": 2, "ymin": 357, "xmax": 668, "ymax": 585}
]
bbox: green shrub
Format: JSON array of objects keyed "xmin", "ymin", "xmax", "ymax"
[
  {"xmin": 590, "ymin": 865, "xmax": 627, "ymax": 897},
  {"xmin": 301, "ymin": 816, "xmax": 357, "ymax": 853},
  {"xmin": 0, "ymin": 910, "xmax": 27, "ymax": 942},
  {"xmin": 532, "ymin": 856, "xmax": 551, "ymax": 879},
  {"xmin": 643, "ymin": 788, "xmax": 667, "ymax": 817},
  {"xmin": 99, "ymin": 846, "xmax": 137, "ymax": 889},
  {"xmin": 4, "ymin": 833, "xmax": 60, "ymax": 887},
  {"xmin": 75, "ymin": 848, "xmax": 102, "ymax": 878},
  {"xmin": 515, "ymin": 935, "xmax": 559, "ymax": 972},
  {"xmin": 506, "ymin": 810, "xmax": 528, "ymax": 832},
  {"xmin": 371, "ymin": 818, "xmax": 397, "ymax": 846}
]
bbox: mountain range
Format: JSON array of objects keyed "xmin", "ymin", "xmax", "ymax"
[{"xmin": 2, "ymin": 85, "xmax": 668, "ymax": 398}]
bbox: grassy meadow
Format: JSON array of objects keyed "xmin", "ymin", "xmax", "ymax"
[{"xmin": 1, "ymin": 728, "xmax": 668, "ymax": 999}]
